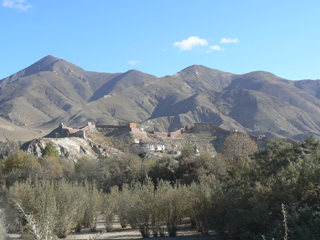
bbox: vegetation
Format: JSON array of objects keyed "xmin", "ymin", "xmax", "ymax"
[
  {"xmin": 221, "ymin": 132, "xmax": 258, "ymax": 167},
  {"xmin": 1, "ymin": 135, "xmax": 320, "ymax": 239},
  {"xmin": 42, "ymin": 142, "xmax": 59, "ymax": 158},
  {"xmin": 0, "ymin": 210, "xmax": 7, "ymax": 240}
]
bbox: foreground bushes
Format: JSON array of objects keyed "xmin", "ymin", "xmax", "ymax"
[
  {"xmin": 5, "ymin": 177, "xmax": 216, "ymax": 239},
  {"xmin": 118, "ymin": 136, "xmax": 320, "ymax": 239},
  {"xmin": 3, "ymin": 136, "xmax": 320, "ymax": 239},
  {"xmin": 211, "ymin": 137, "xmax": 320, "ymax": 239},
  {"xmin": 118, "ymin": 178, "xmax": 189, "ymax": 237},
  {"xmin": 6, "ymin": 180, "xmax": 105, "ymax": 238}
]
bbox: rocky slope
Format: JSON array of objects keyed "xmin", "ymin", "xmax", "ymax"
[{"xmin": 24, "ymin": 137, "xmax": 98, "ymax": 162}]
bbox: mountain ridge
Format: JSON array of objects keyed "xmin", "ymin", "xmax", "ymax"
[{"xmin": 1, "ymin": 55, "xmax": 320, "ymax": 141}]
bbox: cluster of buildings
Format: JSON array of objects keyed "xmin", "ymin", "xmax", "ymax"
[{"xmin": 56, "ymin": 122, "xmax": 274, "ymax": 154}]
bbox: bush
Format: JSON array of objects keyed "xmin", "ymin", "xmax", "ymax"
[
  {"xmin": 0, "ymin": 210, "xmax": 7, "ymax": 240},
  {"xmin": 39, "ymin": 156, "xmax": 74, "ymax": 181},
  {"xmin": 118, "ymin": 177, "xmax": 189, "ymax": 238},
  {"xmin": 81, "ymin": 182, "xmax": 102, "ymax": 232},
  {"xmin": 126, "ymin": 177, "xmax": 155, "ymax": 238},
  {"xmin": 74, "ymin": 154, "xmax": 144, "ymax": 192},
  {"xmin": 6, "ymin": 180, "xmax": 92, "ymax": 238},
  {"xmin": 1, "ymin": 150, "xmax": 40, "ymax": 187},
  {"xmin": 156, "ymin": 180, "xmax": 188, "ymax": 237},
  {"xmin": 188, "ymin": 181, "xmax": 213, "ymax": 235},
  {"xmin": 148, "ymin": 156, "xmax": 178, "ymax": 185},
  {"xmin": 102, "ymin": 186, "xmax": 119, "ymax": 231},
  {"xmin": 221, "ymin": 132, "xmax": 258, "ymax": 167},
  {"xmin": 180, "ymin": 145, "xmax": 195, "ymax": 159},
  {"xmin": 42, "ymin": 142, "xmax": 59, "ymax": 158},
  {"xmin": 118, "ymin": 183, "xmax": 137, "ymax": 230}
]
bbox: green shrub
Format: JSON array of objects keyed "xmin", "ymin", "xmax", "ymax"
[
  {"xmin": 148, "ymin": 156, "xmax": 178, "ymax": 185},
  {"xmin": 42, "ymin": 142, "xmax": 59, "ymax": 158},
  {"xmin": 180, "ymin": 145, "xmax": 195, "ymax": 159}
]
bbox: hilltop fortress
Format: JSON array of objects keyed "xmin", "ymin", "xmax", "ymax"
[
  {"xmin": 31, "ymin": 121, "xmax": 296, "ymax": 160},
  {"xmin": 56, "ymin": 121, "xmax": 274, "ymax": 142}
]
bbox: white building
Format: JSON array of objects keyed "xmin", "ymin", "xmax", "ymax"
[{"xmin": 139, "ymin": 139, "xmax": 165, "ymax": 152}]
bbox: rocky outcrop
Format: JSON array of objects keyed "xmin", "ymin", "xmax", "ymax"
[{"xmin": 24, "ymin": 137, "xmax": 98, "ymax": 162}]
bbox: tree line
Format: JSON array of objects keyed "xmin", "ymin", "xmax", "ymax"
[{"xmin": 1, "ymin": 133, "xmax": 320, "ymax": 239}]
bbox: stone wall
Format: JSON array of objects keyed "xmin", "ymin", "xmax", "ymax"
[
  {"xmin": 69, "ymin": 130, "xmax": 85, "ymax": 138},
  {"xmin": 58, "ymin": 122, "xmax": 95, "ymax": 139},
  {"xmin": 149, "ymin": 127, "xmax": 186, "ymax": 138},
  {"xmin": 95, "ymin": 125, "xmax": 127, "ymax": 129},
  {"xmin": 194, "ymin": 123, "xmax": 215, "ymax": 134},
  {"xmin": 212, "ymin": 125, "xmax": 230, "ymax": 135},
  {"xmin": 169, "ymin": 127, "xmax": 186, "ymax": 137},
  {"xmin": 170, "ymin": 130, "xmax": 181, "ymax": 137},
  {"xmin": 154, "ymin": 131, "xmax": 170, "ymax": 137}
]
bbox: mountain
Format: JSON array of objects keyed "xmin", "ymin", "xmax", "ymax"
[
  {"xmin": 2, "ymin": 55, "xmax": 320, "ymax": 141},
  {"xmin": 0, "ymin": 55, "xmax": 153, "ymax": 126},
  {"xmin": 89, "ymin": 69, "xmax": 158, "ymax": 101},
  {"xmin": 51, "ymin": 66, "xmax": 234, "ymax": 128}
]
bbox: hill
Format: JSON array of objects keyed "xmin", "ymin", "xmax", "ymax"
[{"xmin": 0, "ymin": 116, "xmax": 42, "ymax": 141}]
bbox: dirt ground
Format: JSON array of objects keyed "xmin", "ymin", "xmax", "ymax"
[{"xmin": 7, "ymin": 216, "xmax": 215, "ymax": 240}]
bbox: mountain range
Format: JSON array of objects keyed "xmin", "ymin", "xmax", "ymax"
[{"xmin": 1, "ymin": 55, "xmax": 320, "ymax": 141}]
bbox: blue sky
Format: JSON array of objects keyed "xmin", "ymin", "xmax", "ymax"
[{"xmin": 1, "ymin": 0, "xmax": 320, "ymax": 80}]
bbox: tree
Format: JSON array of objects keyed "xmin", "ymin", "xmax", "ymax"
[
  {"xmin": 42, "ymin": 142, "xmax": 59, "ymax": 158},
  {"xmin": 221, "ymin": 132, "xmax": 258, "ymax": 166},
  {"xmin": 180, "ymin": 145, "xmax": 195, "ymax": 159},
  {"xmin": 2, "ymin": 150, "xmax": 40, "ymax": 187}
]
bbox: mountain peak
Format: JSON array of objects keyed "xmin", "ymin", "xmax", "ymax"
[
  {"xmin": 9, "ymin": 55, "xmax": 62, "ymax": 79},
  {"xmin": 0, "ymin": 55, "xmax": 62, "ymax": 82},
  {"xmin": 240, "ymin": 71, "xmax": 284, "ymax": 82},
  {"xmin": 176, "ymin": 65, "xmax": 229, "ymax": 80},
  {"xmin": 42, "ymin": 54, "xmax": 60, "ymax": 61},
  {"xmin": 180, "ymin": 65, "xmax": 204, "ymax": 72},
  {"xmin": 124, "ymin": 69, "xmax": 142, "ymax": 75},
  {"xmin": 35, "ymin": 55, "xmax": 61, "ymax": 67}
]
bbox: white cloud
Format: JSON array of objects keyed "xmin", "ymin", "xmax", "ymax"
[
  {"xmin": 173, "ymin": 36, "xmax": 208, "ymax": 51},
  {"xmin": 210, "ymin": 45, "xmax": 224, "ymax": 51},
  {"xmin": 128, "ymin": 60, "xmax": 140, "ymax": 66},
  {"xmin": 2, "ymin": 0, "xmax": 32, "ymax": 11},
  {"xmin": 220, "ymin": 38, "xmax": 239, "ymax": 44}
]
